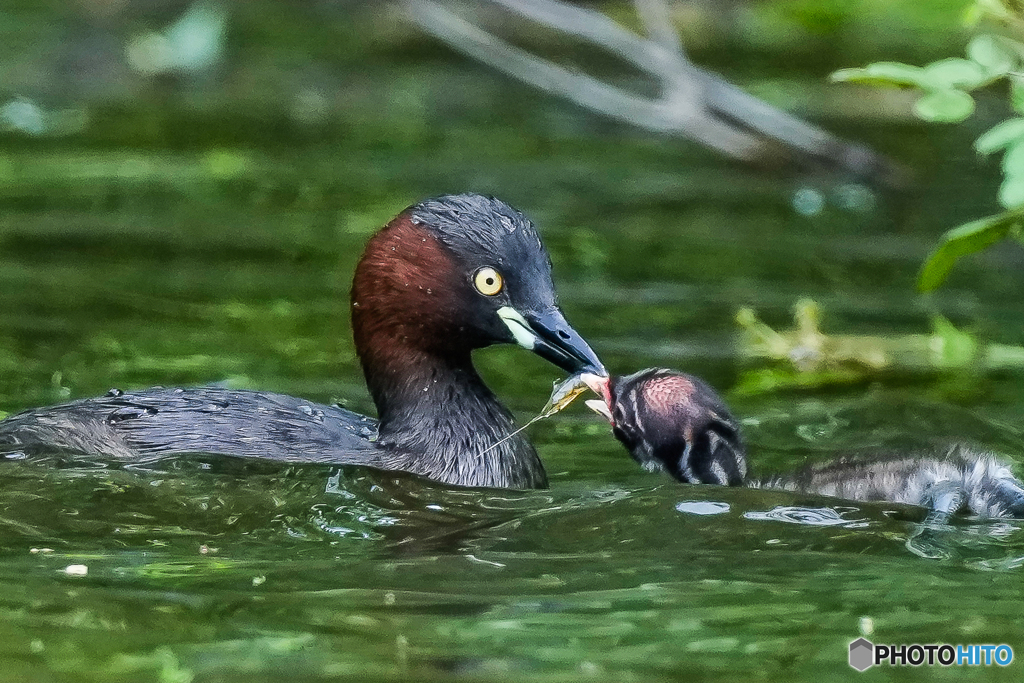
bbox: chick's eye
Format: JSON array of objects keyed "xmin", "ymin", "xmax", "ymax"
[{"xmin": 473, "ymin": 267, "xmax": 503, "ymax": 296}]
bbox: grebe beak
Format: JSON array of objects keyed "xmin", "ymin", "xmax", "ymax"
[{"xmin": 497, "ymin": 306, "xmax": 606, "ymax": 376}]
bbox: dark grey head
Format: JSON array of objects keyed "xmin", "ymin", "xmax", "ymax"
[
  {"xmin": 406, "ymin": 194, "xmax": 603, "ymax": 374},
  {"xmin": 407, "ymin": 195, "xmax": 551, "ymax": 300},
  {"xmin": 587, "ymin": 368, "xmax": 747, "ymax": 486},
  {"xmin": 352, "ymin": 194, "xmax": 604, "ymax": 381}
]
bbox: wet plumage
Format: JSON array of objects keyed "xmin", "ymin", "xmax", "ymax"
[
  {"xmin": 587, "ymin": 368, "xmax": 1024, "ymax": 519},
  {"xmin": 0, "ymin": 194, "xmax": 606, "ymax": 489}
]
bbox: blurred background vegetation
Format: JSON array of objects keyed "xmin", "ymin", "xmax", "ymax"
[
  {"xmin": 5, "ymin": 4, "xmax": 1024, "ymax": 683},
  {"xmin": 1, "ymin": 0, "xmax": 1022, "ymax": 419}
]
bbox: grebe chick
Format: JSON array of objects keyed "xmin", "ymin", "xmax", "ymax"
[
  {"xmin": 584, "ymin": 368, "xmax": 746, "ymax": 486},
  {"xmin": 585, "ymin": 369, "xmax": 1024, "ymax": 519},
  {"xmin": 0, "ymin": 194, "xmax": 606, "ymax": 489}
]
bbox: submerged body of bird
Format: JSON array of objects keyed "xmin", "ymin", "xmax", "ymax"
[{"xmin": 584, "ymin": 369, "xmax": 1024, "ymax": 520}]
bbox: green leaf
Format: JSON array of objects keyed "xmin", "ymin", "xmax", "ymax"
[
  {"xmin": 968, "ymin": 34, "xmax": 1016, "ymax": 76},
  {"xmin": 1002, "ymin": 138, "xmax": 1024, "ymax": 176},
  {"xmin": 732, "ymin": 367, "xmax": 866, "ymax": 397},
  {"xmin": 999, "ymin": 175, "xmax": 1024, "ymax": 208},
  {"xmin": 971, "ymin": 0, "xmax": 1016, "ymax": 25},
  {"xmin": 914, "ymin": 89, "xmax": 975, "ymax": 123},
  {"xmin": 830, "ymin": 62, "xmax": 932, "ymax": 88},
  {"xmin": 975, "ymin": 118, "xmax": 1024, "ymax": 154},
  {"xmin": 1011, "ymin": 77, "xmax": 1024, "ymax": 115},
  {"xmin": 1012, "ymin": 223, "xmax": 1024, "ymax": 247},
  {"xmin": 929, "ymin": 316, "xmax": 978, "ymax": 370},
  {"xmin": 918, "ymin": 212, "xmax": 1020, "ymax": 291},
  {"xmin": 923, "ymin": 58, "xmax": 988, "ymax": 89}
]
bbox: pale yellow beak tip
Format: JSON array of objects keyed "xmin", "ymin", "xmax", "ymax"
[{"xmin": 584, "ymin": 398, "xmax": 613, "ymax": 423}]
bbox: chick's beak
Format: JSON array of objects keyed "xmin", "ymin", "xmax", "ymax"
[
  {"xmin": 497, "ymin": 306, "xmax": 605, "ymax": 376},
  {"xmin": 580, "ymin": 372, "xmax": 611, "ymax": 403},
  {"xmin": 585, "ymin": 399, "xmax": 614, "ymax": 424},
  {"xmin": 581, "ymin": 372, "xmax": 614, "ymax": 424}
]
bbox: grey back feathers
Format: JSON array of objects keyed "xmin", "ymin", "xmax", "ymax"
[
  {"xmin": 0, "ymin": 387, "xmax": 381, "ymax": 466},
  {"xmin": 753, "ymin": 447, "xmax": 1024, "ymax": 519}
]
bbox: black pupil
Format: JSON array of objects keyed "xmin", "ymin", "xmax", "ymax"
[{"xmin": 486, "ymin": 278, "xmax": 494, "ymax": 285}]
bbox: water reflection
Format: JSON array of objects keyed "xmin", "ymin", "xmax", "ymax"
[
  {"xmin": 906, "ymin": 516, "xmax": 1024, "ymax": 565},
  {"xmin": 675, "ymin": 500, "xmax": 731, "ymax": 515},
  {"xmin": 3, "ymin": 1, "xmax": 1024, "ymax": 680},
  {"xmin": 743, "ymin": 505, "xmax": 868, "ymax": 528}
]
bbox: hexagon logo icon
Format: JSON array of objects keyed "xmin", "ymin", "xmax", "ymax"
[{"xmin": 849, "ymin": 638, "xmax": 874, "ymax": 671}]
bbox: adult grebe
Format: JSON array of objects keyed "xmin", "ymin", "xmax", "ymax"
[{"xmin": 0, "ymin": 194, "xmax": 606, "ymax": 489}]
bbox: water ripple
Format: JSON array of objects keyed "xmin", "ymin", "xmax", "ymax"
[
  {"xmin": 675, "ymin": 501, "xmax": 731, "ymax": 516},
  {"xmin": 743, "ymin": 505, "xmax": 868, "ymax": 528}
]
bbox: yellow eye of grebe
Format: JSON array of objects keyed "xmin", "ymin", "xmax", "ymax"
[{"xmin": 473, "ymin": 267, "xmax": 503, "ymax": 296}]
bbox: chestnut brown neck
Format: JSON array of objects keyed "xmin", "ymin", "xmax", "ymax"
[{"xmin": 349, "ymin": 215, "xmax": 546, "ymax": 488}]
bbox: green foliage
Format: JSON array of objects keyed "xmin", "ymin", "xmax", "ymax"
[
  {"xmin": 831, "ymin": 34, "xmax": 1017, "ymax": 123},
  {"xmin": 918, "ymin": 210, "xmax": 1024, "ymax": 291},
  {"xmin": 832, "ymin": 2, "xmax": 1024, "ymax": 290},
  {"xmin": 735, "ymin": 299, "xmax": 1024, "ymax": 395}
]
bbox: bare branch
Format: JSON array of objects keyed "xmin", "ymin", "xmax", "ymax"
[
  {"xmin": 405, "ymin": 0, "xmax": 907, "ymax": 185},
  {"xmin": 489, "ymin": 0, "xmax": 699, "ymax": 102},
  {"xmin": 408, "ymin": 0, "xmax": 759, "ymax": 157},
  {"xmin": 634, "ymin": 0, "xmax": 683, "ymax": 56}
]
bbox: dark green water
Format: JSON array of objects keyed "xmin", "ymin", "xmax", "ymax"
[{"xmin": 2, "ymin": 2, "xmax": 1024, "ymax": 681}]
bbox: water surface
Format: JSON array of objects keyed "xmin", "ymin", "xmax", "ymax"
[{"xmin": 1, "ymin": 3, "xmax": 1023, "ymax": 681}]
